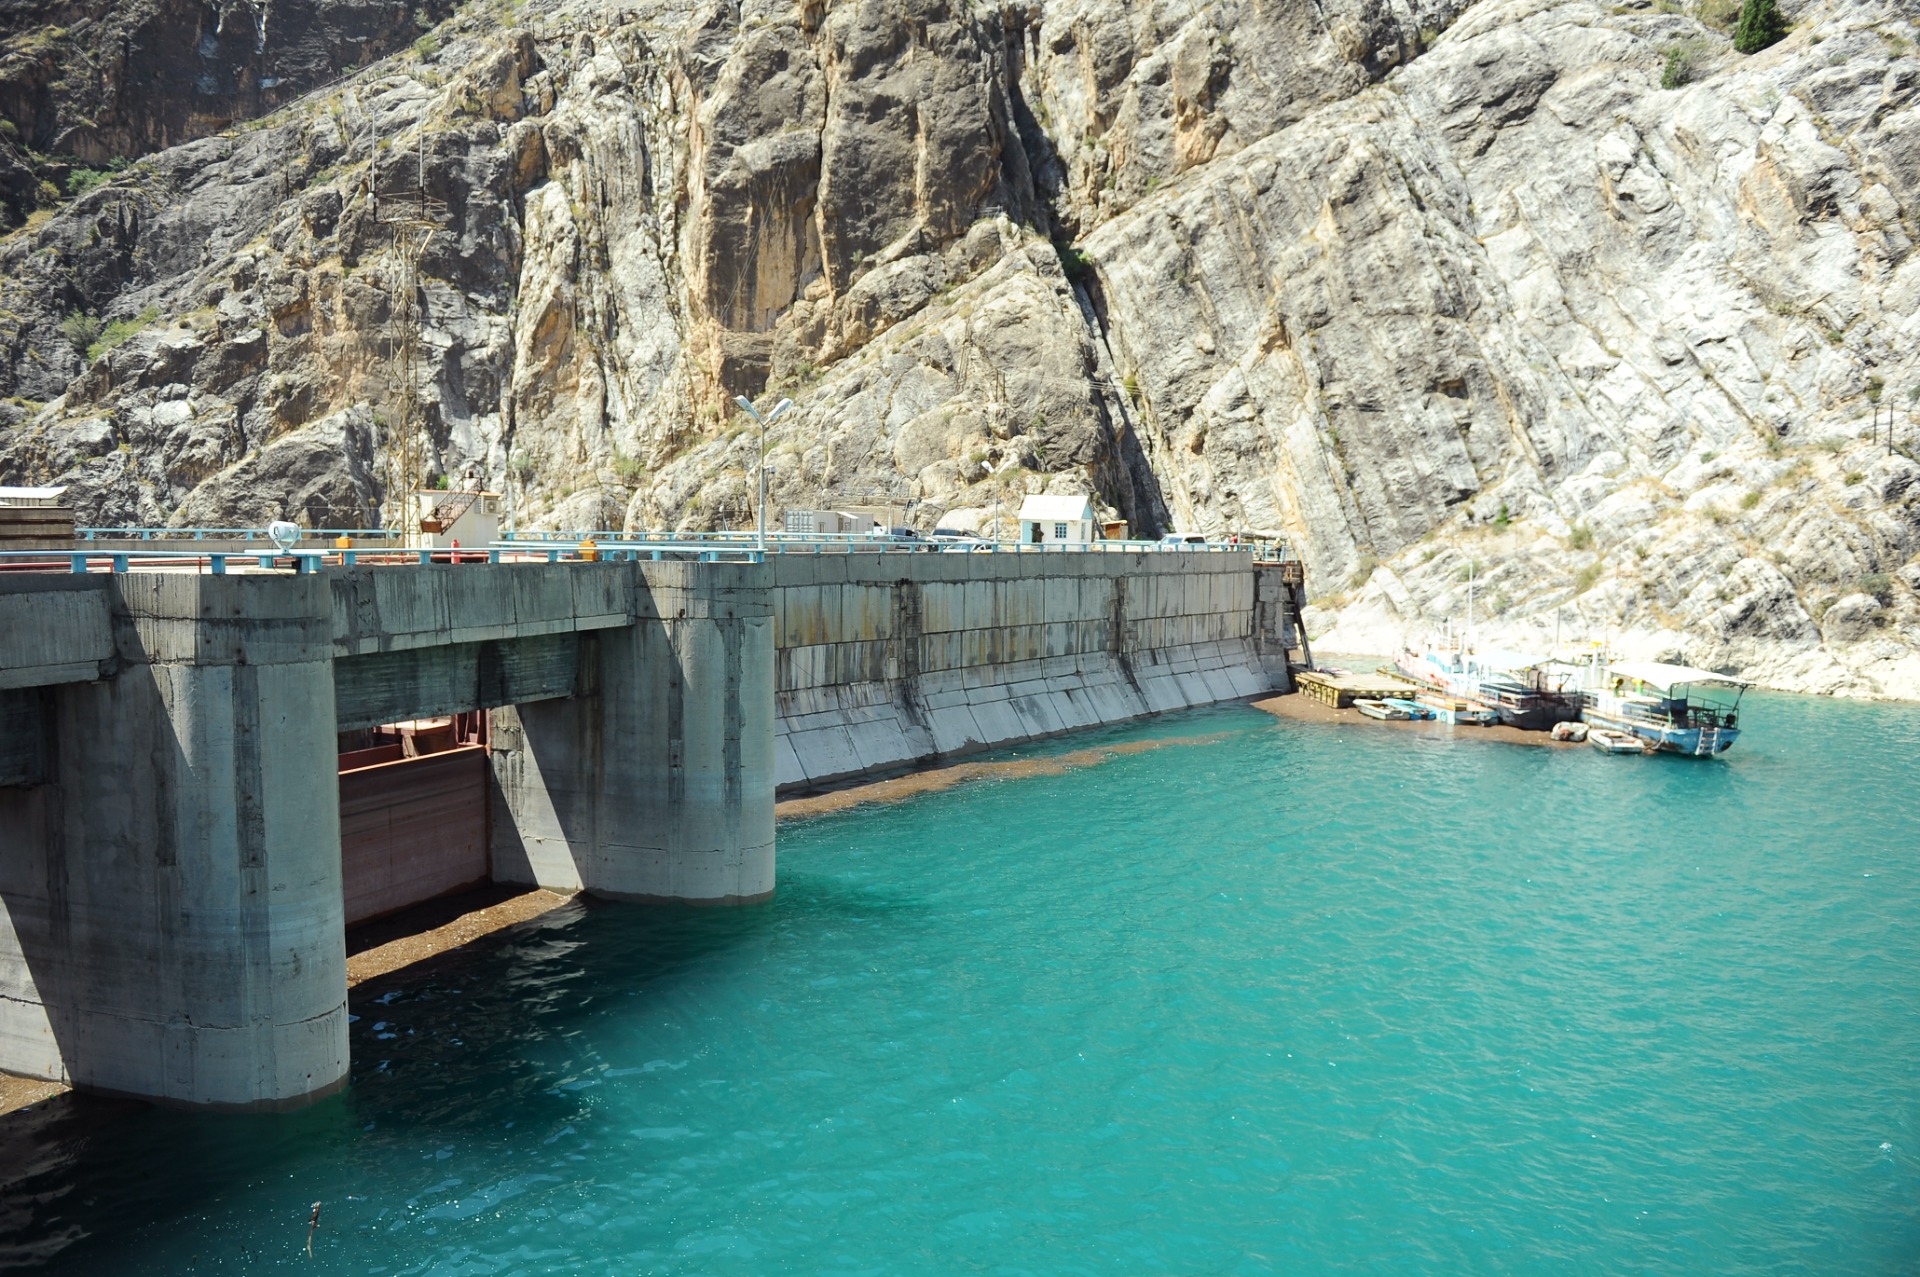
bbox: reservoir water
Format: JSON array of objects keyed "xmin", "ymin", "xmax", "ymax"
[{"xmin": 5, "ymin": 693, "xmax": 1919, "ymax": 1274}]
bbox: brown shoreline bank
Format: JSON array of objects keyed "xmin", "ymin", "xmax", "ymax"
[
  {"xmin": 773, "ymin": 729, "xmax": 1234, "ymax": 818},
  {"xmin": 1252, "ymin": 690, "xmax": 1582, "ymax": 747}
]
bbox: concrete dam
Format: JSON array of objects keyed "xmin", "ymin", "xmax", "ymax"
[{"xmin": 0, "ymin": 549, "xmax": 1305, "ymax": 1111}]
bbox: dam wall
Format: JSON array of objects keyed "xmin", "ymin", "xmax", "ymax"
[
  {"xmin": 0, "ymin": 549, "xmax": 1302, "ymax": 1108},
  {"xmin": 769, "ymin": 551, "xmax": 1289, "ymax": 789}
]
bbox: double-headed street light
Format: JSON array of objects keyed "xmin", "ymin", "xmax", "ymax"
[{"xmin": 733, "ymin": 394, "xmax": 794, "ymax": 551}]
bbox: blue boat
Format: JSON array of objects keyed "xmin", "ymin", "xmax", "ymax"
[
  {"xmin": 1383, "ymin": 697, "xmax": 1435, "ymax": 720},
  {"xmin": 1579, "ymin": 661, "xmax": 1750, "ymax": 756}
]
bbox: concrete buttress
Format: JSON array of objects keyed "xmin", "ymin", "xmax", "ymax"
[
  {"xmin": 490, "ymin": 562, "xmax": 776, "ymax": 904},
  {"xmin": 0, "ymin": 574, "xmax": 348, "ymax": 1108}
]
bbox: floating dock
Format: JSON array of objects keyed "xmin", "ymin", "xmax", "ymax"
[{"xmin": 1292, "ymin": 668, "xmax": 1422, "ymax": 708}]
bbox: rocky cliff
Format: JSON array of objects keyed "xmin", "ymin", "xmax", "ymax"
[{"xmin": 1, "ymin": 0, "xmax": 1917, "ymax": 696}]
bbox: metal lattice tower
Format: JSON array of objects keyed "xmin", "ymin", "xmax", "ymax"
[{"xmin": 373, "ymin": 133, "xmax": 448, "ymax": 543}]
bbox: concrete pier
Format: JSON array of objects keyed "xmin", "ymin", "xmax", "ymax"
[
  {"xmin": 489, "ymin": 563, "xmax": 776, "ymax": 904},
  {"xmin": 0, "ymin": 574, "xmax": 347, "ymax": 1109},
  {"xmin": 0, "ymin": 561, "xmax": 776, "ymax": 1108}
]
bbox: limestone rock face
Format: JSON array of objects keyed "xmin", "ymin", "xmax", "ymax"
[
  {"xmin": 0, "ymin": 0, "xmax": 462, "ymax": 228},
  {"xmin": 2, "ymin": 0, "xmax": 1920, "ymax": 697}
]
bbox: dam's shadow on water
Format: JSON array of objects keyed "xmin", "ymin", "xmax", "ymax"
[{"xmin": 0, "ymin": 878, "xmax": 915, "ymax": 1271}]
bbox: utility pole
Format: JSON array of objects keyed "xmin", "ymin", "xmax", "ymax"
[{"xmin": 731, "ymin": 394, "xmax": 794, "ymax": 550}]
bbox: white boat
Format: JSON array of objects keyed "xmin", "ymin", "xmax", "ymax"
[
  {"xmin": 1355, "ymin": 698, "xmax": 1410, "ymax": 720},
  {"xmin": 1414, "ymin": 694, "xmax": 1498, "ymax": 726},
  {"xmin": 1394, "ymin": 641, "xmax": 1583, "ymax": 730},
  {"xmin": 1587, "ymin": 728, "xmax": 1645, "ymax": 754},
  {"xmin": 1391, "ymin": 565, "xmax": 1583, "ymax": 732},
  {"xmin": 1578, "ymin": 661, "xmax": 1750, "ymax": 757}
]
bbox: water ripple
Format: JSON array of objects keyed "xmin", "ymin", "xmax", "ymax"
[{"xmin": 4, "ymin": 695, "xmax": 1918, "ymax": 1274}]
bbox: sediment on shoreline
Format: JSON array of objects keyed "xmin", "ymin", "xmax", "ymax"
[
  {"xmin": 1252, "ymin": 692, "xmax": 1583, "ymax": 748},
  {"xmin": 774, "ymin": 730, "xmax": 1235, "ymax": 818}
]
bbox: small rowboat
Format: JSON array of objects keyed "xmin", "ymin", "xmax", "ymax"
[
  {"xmin": 1383, "ymin": 697, "xmax": 1435, "ymax": 720},
  {"xmin": 1355, "ymin": 698, "xmax": 1410, "ymax": 720},
  {"xmin": 1588, "ymin": 728, "xmax": 1645, "ymax": 754}
]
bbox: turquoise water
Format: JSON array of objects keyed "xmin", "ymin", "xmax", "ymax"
[{"xmin": 6, "ymin": 693, "xmax": 1920, "ymax": 1274}]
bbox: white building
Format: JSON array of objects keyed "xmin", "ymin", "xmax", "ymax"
[
  {"xmin": 413, "ymin": 489, "xmax": 503, "ymax": 549},
  {"xmin": 0, "ymin": 485, "xmax": 68, "ymax": 507},
  {"xmin": 1017, "ymin": 494, "xmax": 1098, "ymax": 545}
]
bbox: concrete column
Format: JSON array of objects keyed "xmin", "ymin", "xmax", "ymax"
[
  {"xmin": 492, "ymin": 561, "xmax": 776, "ymax": 904},
  {"xmin": 1252, "ymin": 562, "xmax": 1303, "ymax": 690},
  {"xmin": 0, "ymin": 575, "xmax": 347, "ymax": 1108}
]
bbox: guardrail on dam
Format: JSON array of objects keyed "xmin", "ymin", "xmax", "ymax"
[{"xmin": 0, "ymin": 550, "xmax": 1304, "ymax": 1111}]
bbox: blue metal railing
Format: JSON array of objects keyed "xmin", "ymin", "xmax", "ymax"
[
  {"xmin": 498, "ymin": 530, "xmax": 1289, "ymax": 556},
  {"xmin": 2, "ymin": 531, "xmax": 1288, "ymax": 575},
  {"xmin": 0, "ymin": 543, "xmax": 770, "ymax": 574},
  {"xmin": 77, "ymin": 527, "xmax": 400, "ymax": 542}
]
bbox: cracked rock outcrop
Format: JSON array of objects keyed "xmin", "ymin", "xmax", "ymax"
[{"xmin": 1, "ymin": 0, "xmax": 1918, "ymax": 697}]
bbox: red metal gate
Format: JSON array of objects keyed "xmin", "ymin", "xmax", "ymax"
[{"xmin": 338, "ymin": 745, "xmax": 489, "ymax": 926}]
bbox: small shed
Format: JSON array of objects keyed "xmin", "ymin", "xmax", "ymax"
[
  {"xmin": 784, "ymin": 510, "xmax": 877, "ymax": 535},
  {"xmin": 1018, "ymin": 494, "xmax": 1097, "ymax": 545},
  {"xmin": 413, "ymin": 489, "xmax": 503, "ymax": 549}
]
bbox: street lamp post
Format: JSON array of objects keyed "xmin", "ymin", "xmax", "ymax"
[{"xmin": 732, "ymin": 394, "xmax": 794, "ymax": 551}]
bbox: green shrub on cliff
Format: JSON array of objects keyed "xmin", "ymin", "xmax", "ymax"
[
  {"xmin": 1053, "ymin": 240, "xmax": 1093, "ymax": 286},
  {"xmin": 62, "ymin": 306, "xmax": 158, "ymax": 362},
  {"xmin": 64, "ymin": 157, "xmax": 128, "ymax": 198},
  {"xmin": 58, "ymin": 310, "xmax": 100, "ymax": 356},
  {"xmin": 1696, "ymin": 0, "xmax": 1740, "ymax": 30},
  {"xmin": 1661, "ymin": 39, "xmax": 1709, "ymax": 87},
  {"xmin": 1733, "ymin": 0, "xmax": 1786, "ymax": 53}
]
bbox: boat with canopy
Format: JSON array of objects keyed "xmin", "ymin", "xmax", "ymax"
[{"xmin": 1578, "ymin": 660, "xmax": 1751, "ymax": 756}]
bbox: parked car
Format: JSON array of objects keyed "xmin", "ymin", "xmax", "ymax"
[
  {"xmin": 885, "ymin": 526, "xmax": 922, "ymax": 540},
  {"xmin": 1159, "ymin": 532, "xmax": 1209, "ymax": 546},
  {"xmin": 932, "ymin": 528, "xmax": 991, "ymax": 551}
]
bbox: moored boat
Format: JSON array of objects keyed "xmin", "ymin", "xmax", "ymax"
[
  {"xmin": 1578, "ymin": 661, "xmax": 1750, "ymax": 757},
  {"xmin": 1355, "ymin": 698, "xmax": 1410, "ymax": 720},
  {"xmin": 1383, "ymin": 697, "xmax": 1435, "ymax": 720},
  {"xmin": 1415, "ymin": 695, "xmax": 1498, "ymax": 725},
  {"xmin": 1394, "ymin": 642, "xmax": 1583, "ymax": 731},
  {"xmin": 1473, "ymin": 670, "xmax": 1585, "ymax": 732},
  {"xmin": 1587, "ymin": 728, "xmax": 1644, "ymax": 754}
]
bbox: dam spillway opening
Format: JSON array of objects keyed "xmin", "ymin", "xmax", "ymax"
[{"xmin": 337, "ymin": 713, "xmax": 493, "ymax": 930}]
